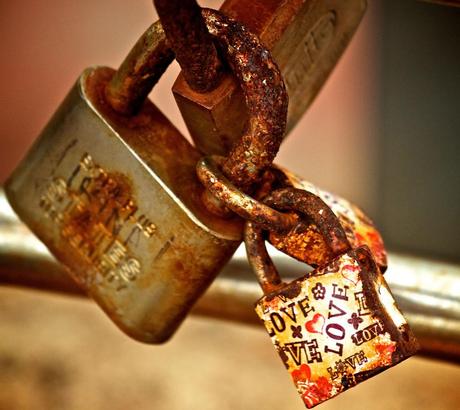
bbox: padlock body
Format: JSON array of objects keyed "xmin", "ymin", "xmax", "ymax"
[
  {"xmin": 5, "ymin": 67, "xmax": 241, "ymax": 343},
  {"xmin": 255, "ymin": 246, "xmax": 418, "ymax": 408},
  {"xmin": 268, "ymin": 166, "xmax": 387, "ymax": 271}
]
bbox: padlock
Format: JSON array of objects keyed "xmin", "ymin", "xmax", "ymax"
[
  {"xmin": 4, "ymin": 19, "xmax": 242, "ymax": 343},
  {"xmin": 173, "ymin": 0, "xmax": 367, "ymax": 155},
  {"xmin": 245, "ymin": 187, "xmax": 419, "ymax": 408},
  {"xmin": 266, "ymin": 166, "xmax": 388, "ymax": 271}
]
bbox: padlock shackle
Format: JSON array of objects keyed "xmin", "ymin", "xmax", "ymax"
[
  {"xmin": 153, "ymin": 0, "xmax": 223, "ymax": 93},
  {"xmin": 105, "ymin": 20, "xmax": 174, "ymax": 115},
  {"xmin": 201, "ymin": 9, "xmax": 288, "ymax": 193},
  {"xmin": 106, "ymin": 0, "xmax": 222, "ymax": 114},
  {"xmin": 108, "ymin": 7, "xmax": 287, "ymax": 195},
  {"xmin": 106, "ymin": 0, "xmax": 224, "ymax": 114},
  {"xmin": 245, "ymin": 220, "xmax": 284, "ymax": 295},
  {"xmin": 245, "ymin": 187, "xmax": 352, "ymax": 295},
  {"xmin": 197, "ymin": 156, "xmax": 298, "ymax": 233},
  {"xmin": 264, "ymin": 187, "xmax": 352, "ymax": 258}
]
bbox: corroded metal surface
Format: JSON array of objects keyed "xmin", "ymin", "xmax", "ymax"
[
  {"xmin": 267, "ymin": 167, "xmax": 387, "ymax": 271},
  {"xmin": 264, "ymin": 187, "xmax": 353, "ymax": 265},
  {"xmin": 196, "ymin": 156, "xmax": 297, "ymax": 233},
  {"xmin": 244, "ymin": 188, "xmax": 416, "ymax": 407},
  {"xmin": 242, "ymin": 188, "xmax": 353, "ymax": 295},
  {"xmin": 105, "ymin": 20, "xmax": 174, "ymax": 115},
  {"xmin": 112, "ymin": 7, "xmax": 289, "ymax": 194},
  {"xmin": 252, "ymin": 245, "xmax": 419, "ymax": 408},
  {"xmin": 243, "ymin": 186, "xmax": 353, "ymax": 295},
  {"xmin": 197, "ymin": 159, "xmax": 387, "ymax": 271},
  {"xmin": 173, "ymin": 0, "xmax": 367, "ymax": 155},
  {"xmin": 200, "ymin": 9, "xmax": 288, "ymax": 192},
  {"xmin": 1, "ymin": 7, "xmax": 288, "ymax": 345},
  {"xmin": 4, "ymin": 66, "xmax": 242, "ymax": 344},
  {"xmin": 153, "ymin": 0, "xmax": 222, "ymax": 93},
  {"xmin": 244, "ymin": 221, "xmax": 284, "ymax": 295}
]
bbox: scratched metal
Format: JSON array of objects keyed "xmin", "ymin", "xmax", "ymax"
[{"xmin": 5, "ymin": 67, "xmax": 242, "ymax": 343}]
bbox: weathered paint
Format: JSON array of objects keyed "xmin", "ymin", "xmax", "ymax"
[{"xmin": 255, "ymin": 247, "xmax": 419, "ymax": 408}]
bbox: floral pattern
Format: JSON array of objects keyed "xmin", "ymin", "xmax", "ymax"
[
  {"xmin": 347, "ymin": 313, "xmax": 364, "ymax": 330},
  {"xmin": 291, "ymin": 365, "xmax": 333, "ymax": 409},
  {"xmin": 375, "ymin": 342, "xmax": 396, "ymax": 366},
  {"xmin": 311, "ymin": 282, "xmax": 326, "ymax": 300}
]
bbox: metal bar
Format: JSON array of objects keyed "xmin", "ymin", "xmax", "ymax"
[
  {"xmin": 105, "ymin": 20, "xmax": 174, "ymax": 115},
  {"xmin": 1, "ymin": 189, "xmax": 459, "ymax": 362}
]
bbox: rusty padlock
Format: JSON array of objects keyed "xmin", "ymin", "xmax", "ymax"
[
  {"xmin": 172, "ymin": 0, "xmax": 367, "ymax": 155},
  {"xmin": 4, "ymin": 19, "xmax": 242, "ymax": 343},
  {"xmin": 245, "ymin": 188, "xmax": 419, "ymax": 408}
]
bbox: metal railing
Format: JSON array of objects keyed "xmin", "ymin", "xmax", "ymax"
[{"xmin": 1, "ymin": 189, "xmax": 459, "ymax": 362}]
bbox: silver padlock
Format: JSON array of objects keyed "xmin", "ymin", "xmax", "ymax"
[{"xmin": 5, "ymin": 20, "xmax": 242, "ymax": 343}]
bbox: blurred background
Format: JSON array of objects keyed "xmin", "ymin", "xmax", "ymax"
[{"xmin": 0, "ymin": 1, "xmax": 459, "ymax": 409}]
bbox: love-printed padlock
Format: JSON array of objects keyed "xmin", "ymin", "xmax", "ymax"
[
  {"xmin": 266, "ymin": 166, "xmax": 387, "ymax": 271},
  {"xmin": 245, "ymin": 188, "xmax": 419, "ymax": 408}
]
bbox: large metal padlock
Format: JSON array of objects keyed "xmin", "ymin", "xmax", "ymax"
[
  {"xmin": 245, "ymin": 188, "xmax": 419, "ymax": 408},
  {"xmin": 4, "ymin": 20, "xmax": 242, "ymax": 343}
]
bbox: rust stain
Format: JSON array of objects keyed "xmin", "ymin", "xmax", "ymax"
[
  {"xmin": 265, "ymin": 168, "xmax": 388, "ymax": 271},
  {"xmin": 269, "ymin": 223, "xmax": 335, "ymax": 268},
  {"xmin": 200, "ymin": 8, "xmax": 289, "ymax": 193},
  {"xmin": 105, "ymin": 20, "xmax": 174, "ymax": 116},
  {"xmin": 264, "ymin": 187, "xmax": 352, "ymax": 261},
  {"xmin": 60, "ymin": 170, "xmax": 139, "ymax": 270},
  {"xmin": 86, "ymin": 67, "xmax": 243, "ymax": 240},
  {"xmin": 154, "ymin": 0, "xmax": 223, "ymax": 93}
]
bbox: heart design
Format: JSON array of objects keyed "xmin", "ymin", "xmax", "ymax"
[
  {"xmin": 305, "ymin": 313, "xmax": 325, "ymax": 334},
  {"xmin": 341, "ymin": 263, "xmax": 360, "ymax": 285}
]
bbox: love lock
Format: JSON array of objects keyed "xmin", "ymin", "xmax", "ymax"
[{"xmin": 245, "ymin": 188, "xmax": 419, "ymax": 408}]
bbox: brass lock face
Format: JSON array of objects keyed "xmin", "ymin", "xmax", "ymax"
[
  {"xmin": 267, "ymin": 167, "xmax": 388, "ymax": 271},
  {"xmin": 5, "ymin": 67, "xmax": 241, "ymax": 343},
  {"xmin": 255, "ymin": 246, "xmax": 419, "ymax": 408}
]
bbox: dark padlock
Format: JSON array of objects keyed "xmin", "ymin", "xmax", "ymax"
[
  {"xmin": 245, "ymin": 188, "xmax": 419, "ymax": 408},
  {"xmin": 4, "ymin": 20, "xmax": 242, "ymax": 343}
]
